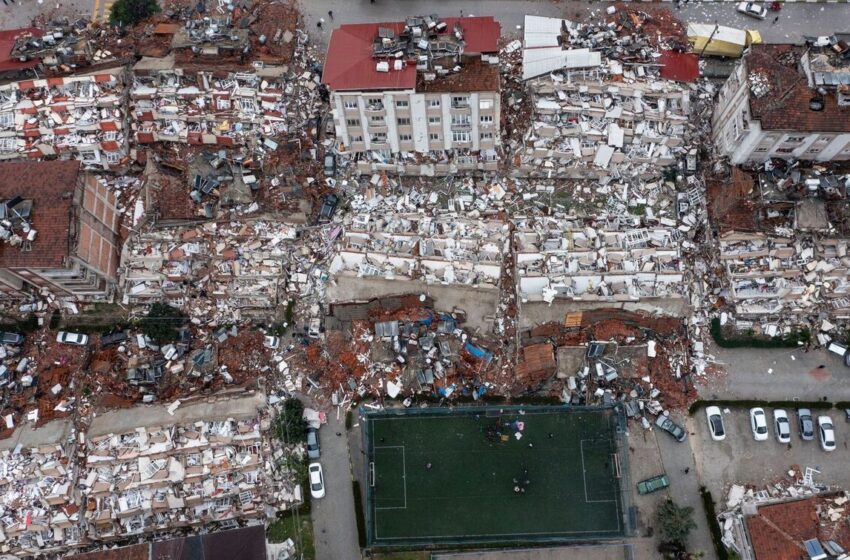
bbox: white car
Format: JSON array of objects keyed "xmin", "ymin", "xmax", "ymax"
[
  {"xmin": 773, "ymin": 409, "xmax": 791, "ymax": 444},
  {"xmin": 263, "ymin": 335, "xmax": 280, "ymax": 350},
  {"xmin": 750, "ymin": 407, "xmax": 769, "ymax": 441},
  {"xmin": 56, "ymin": 331, "xmax": 89, "ymax": 346},
  {"xmin": 308, "ymin": 462, "xmax": 325, "ymax": 498},
  {"xmin": 818, "ymin": 416, "xmax": 836, "ymax": 452},
  {"xmin": 706, "ymin": 406, "xmax": 726, "ymax": 441},
  {"xmin": 736, "ymin": 2, "xmax": 767, "ymax": 19}
]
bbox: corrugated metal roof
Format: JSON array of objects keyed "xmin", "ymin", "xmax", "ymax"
[
  {"xmin": 523, "ymin": 15, "xmax": 565, "ymax": 49},
  {"xmin": 522, "ymin": 47, "xmax": 601, "ymax": 80},
  {"xmin": 322, "ymin": 16, "xmax": 499, "ymax": 92}
]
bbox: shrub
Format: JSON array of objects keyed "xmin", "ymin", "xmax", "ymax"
[
  {"xmin": 139, "ymin": 302, "xmax": 184, "ymax": 344},
  {"xmin": 275, "ymin": 398, "xmax": 308, "ymax": 444},
  {"xmin": 710, "ymin": 317, "xmax": 810, "ymax": 349},
  {"xmin": 109, "ymin": 0, "xmax": 160, "ymax": 26}
]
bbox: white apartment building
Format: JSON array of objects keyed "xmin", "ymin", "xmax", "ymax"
[
  {"xmin": 713, "ymin": 43, "xmax": 850, "ymax": 164},
  {"xmin": 322, "ymin": 15, "xmax": 502, "ymax": 175}
]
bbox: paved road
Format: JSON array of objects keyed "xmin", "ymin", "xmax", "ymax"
[
  {"xmin": 311, "ymin": 412, "xmax": 361, "ymax": 560},
  {"xmin": 697, "ymin": 344, "xmax": 850, "ymax": 401}
]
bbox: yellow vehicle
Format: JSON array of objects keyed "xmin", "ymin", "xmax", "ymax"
[{"xmin": 687, "ymin": 23, "xmax": 763, "ymax": 58}]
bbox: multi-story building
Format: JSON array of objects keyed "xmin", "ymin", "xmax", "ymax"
[
  {"xmin": 713, "ymin": 42, "xmax": 850, "ymax": 164},
  {"xmin": 322, "ymin": 15, "xmax": 502, "ymax": 175},
  {"xmin": 0, "ymin": 160, "xmax": 121, "ymax": 300}
]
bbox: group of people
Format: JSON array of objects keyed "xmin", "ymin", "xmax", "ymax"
[{"xmin": 513, "ymin": 468, "xmax": 531, "ymax": 494}]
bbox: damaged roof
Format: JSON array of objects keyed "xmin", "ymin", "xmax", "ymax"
[
  {"xmin": 0, "ymin": 160, "xmax": 79, "ymax": 269},
  {"xmin": 746, "ymin": 496, "xmax": 850, "ymax": 560},
  {"xmin": 0, "ymin": 28, "xmax": 42, "ymax": 72},
  {"xmin": 322, "ymin": 16, "xmax": 500, "ymax": 91},
  {"xmin": 747, "ymin": 44, "xmax": 850, "ymax": 133}
]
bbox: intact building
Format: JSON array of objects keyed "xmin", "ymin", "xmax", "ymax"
[
  {"xmin": 713, "ymin": 42, "xmax": 850, "ymax": 164},
  {"xmin": 322, "ymin": 15, "xmax": 502, "ymax": 175},
  {"xmin": 0, "ymin": 160, "xmax": 121, "ymax": 300}
]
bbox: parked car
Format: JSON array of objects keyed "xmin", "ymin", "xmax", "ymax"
[
  {"xmin": 56, "ymin": 331, "xmax": 89, "ymax": 346},
  {"xmin": 773, "ymin": 409, "xmax": 791, "ymax": 444},
  {"xmin": 308, "ymin": 462, "xmax": 325, "ymax": 498},
  {"xmin": 317, "ymin": 193, "xmax": 339, "ymax": 224},
  {"xmin": 818, "ymin": 416, "xmax": 836, "ymax": 452},
  {"xmin": 263, "ymin": 335, "xmax": 280, "ymax": 350},
  {"xmin": 0, "ymin": 332, "xmax": 24, "ymax": 346},
  {"xmin": 736, "ymin": 2, "xmax": 767, "ymax": 19},
  {"xmin": 798, "ymin": 408, "xmax": 815, "ymax": 441},
  {"xmin": 637, "ymin": 474, "xmax": 670, "ymax": 495},
  {"xmin": 655, "ymin": 414, "xmax": 687, "ymax": 442},
  {"xmin": 100, "ymin": 331, "xmax": 128, "ymax": 348},
  {"xmin": 706, "ymin": 406, "xmax": 726, "ymax": 441},
  {"xmin": 324, "ymin": 153, "xmax": 336, "ymax": 177},
  {"xmin": 750, "ymin": 407, "xmax": 769, "ymax": 441},
  {"xmin": 306, "ymin": 427, "xmax": 320, "ymax": 459}
]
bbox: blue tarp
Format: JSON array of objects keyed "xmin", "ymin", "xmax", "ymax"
[{"xmin": 464, "ymin": 342, "xmax": 493, "ymax": 363}]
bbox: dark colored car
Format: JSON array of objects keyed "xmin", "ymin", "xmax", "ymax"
[
  {"xmin": 655, "ymin": 414, "xmax": 687, "ymax": 442},
  {"xmin": 798, "ymin": 408, "xmax": 815, "ymax": 441},
  {"xmin": 318, "ymin": 193, "xmax": 339, "ymax": 223},
  {"xmin": 0, "ymin": 332, "xmax": 24, "ymax": 346},
  {"xmin": 306, "ymin": 427, "xmax": 320, "ymax": 459},
  {"xmin": 637, "ymin": 474, "xmax": 670, "ymax": 495},
  {"xmin": 100, "ymin": 331, "xmax": 128, "ymax": 348}
]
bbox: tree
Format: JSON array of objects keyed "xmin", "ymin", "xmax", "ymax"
[
  {"xmin": 275, "ymin": 398, "xmax": 308, "ymax": 444},
  {"xmin": 656, "ymin": 499, "xmax": 697, "ymax": 550},
  {"xmin": 139, "ymin": 302, "xmax": 184, "ymax": 344},
  {"xmin": 109, "ymin": 0, "xmax": 160, "ymax": 26}
]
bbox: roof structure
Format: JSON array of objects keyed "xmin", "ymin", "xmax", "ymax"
[
  {"xmin": 659, "ymin": 50, "xmax": 699, "ymax": 83},
  {"xmin": 747, "ymin": 44, "xmax": 850, "ymax": 133},
  {"xmin": 0, "ymin": 160, "xmax": 79, "ymax": 269},
  {"xmin": 746, "ymin": 496, "xmax": 850, "ymax": 560},
  {"xmin": 322, "ymin": 16, "xmax": 499, "ymax": 91},
  {"xmin": 0, "ymin": 28, "xmax": 42, "ymax": 73}
]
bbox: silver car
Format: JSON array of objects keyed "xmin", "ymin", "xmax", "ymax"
[
  {"xmin": 56, "ymin": 331, "xmax": 89, "ymax": 346},
  {"xmin": 306, "ymin": 428, "xmax": 320, "ymax": 459},
  {"xmin": 798, "ymin": 408, "xmax": 815, "ymax": 441}
]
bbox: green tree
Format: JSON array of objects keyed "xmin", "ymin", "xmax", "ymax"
[
  {"xmin": 109, "ymin": 0, "xmax": 160, "ymax": 26},
  {"xmin": 139, "ymin": 302, "xmax": 184, "ymax": 344},
  {"xmin": 656, "ymin": 499, "xmax": 697, "ymax": 550},
  {"xmin": 275, "ymin": 398, "xmax": 308, "ymax": 444}
]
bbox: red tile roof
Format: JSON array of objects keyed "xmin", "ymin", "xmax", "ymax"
[
  {"xmin": 747, "ymin": 496, "xmax": 850, "ymax": 560},
  {"xmin": 0, "ymin": 160, "xmax": 80, "ymax": 269},
  {"xmin": 0, "ymin": 28, "xmax": 43, "ymax": 73},
  {"xmin": 747, "ymin": 44, "xmax": 850, "ymax": 133},
  {"xmin": 322, "ymin": 16, "xmax": 500, "ymax": 92},
  {"xmin": 659, "ymin": 50, "xmax": 699, "ymax": 83}
]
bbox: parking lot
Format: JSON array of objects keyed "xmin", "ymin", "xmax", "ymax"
[{"xmin": 691, "ymin": 406, "xmax": 850, "ymax": 503}]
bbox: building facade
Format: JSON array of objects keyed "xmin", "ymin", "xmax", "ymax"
[
  {"xmin": 322, "ymin": 15, "xmax": 502, "ymax": 175},
  {"xmin": 713, "ymin": 43, "xmax": 850, "ymax": 164}
]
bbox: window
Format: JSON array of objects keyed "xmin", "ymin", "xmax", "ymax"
[
  {"xmin": 346, "ymin": 119, "xmax": 360, "ymax": 127},
  {"xmin": 216, "ymin": 98, "xmax": 231, "ymax": 110},
  {"xmin": 451, "ymin": 114, "xmax": 470, "ymax": 126},
  {"xmin": 480, "ymin": 132, "xmax": 494, "ymax": 140},
  {"xmin": 452, "ymin": 131, "xmax": 470, "ymax": 143},
  {"xmin": 366, "ymin": 98, "xmax": 383, "ymax": 110},
  {"xmin": 343, "ymin": 99, "xmax": 358, "ymax": 109},
  {"xmin": 370, "ymin": 115, "xmax": 385, "ymax": 124},
  {"xmin": 0, "ymin": 137, "xmax": 14, "ymax": 153},
  {"xmin": 815, "ymin": 137, "xmax": 832, "ymax": 145},
  {"xmin": 0, "ymin": 112, "xmax": 12, "ymax": 127},
  {"xmin": 805, "ymin": 146, "xmax": 822, "ymax": 153},
  {"xmin": 237, "ymin": 98, "xmax": 256, "ymax": 112},
  {"xmin": 350, "ymin": 135, "xmax": 363, "ymax": 143},
  {"xmin": 106, "ymin": 151, "xmax": 121, "ymax": 164},
  {"xmin": 785, "ymin": 136, "xmax": 805, "ymax": 143},
  {"xmin": 395, "ymin": 100, "xmax": 409, "ymax": 108},
  {"xmin": 399, "ymin": 134, "xmax": 412, "ymax": 142},
  {"xmin": 452, "ymin": 96, "xmax": 468, "ymax": 107},
  {"xmin": 428, "ymin": 116, "xmax": 440, "ymax": 125},
  {"xmin": 479, "ymin": 99, "xmax": 493, "ymax": 110},
  {"xmin": 397, "ymin": 118, "xmax": 411, "ymax": 126},
  {"xmin": 480, "ymin": 115, "xmax": 494, "ymax": 124},
  {"xmin": 775, "ymin": 147, "xmax": 794, "ymax": 154},
  {"xmin": 429, "ymin": 133, "xmax": 440, "ymax": 141},
  {"xmin": 429, "ymin": 99, "xmax": 440, "ymax": 108},
  {"xmin": 371, "ymin": 133, "xmax": 387, "ymax": 143},
  {"xmin": 753, "ymin": 147, "xmax": 769, "ymax": 153}
]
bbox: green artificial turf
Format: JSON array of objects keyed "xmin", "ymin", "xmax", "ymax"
[{"xmin": 365, "ymin": 406, "xmax": 624, "ymax": 545}]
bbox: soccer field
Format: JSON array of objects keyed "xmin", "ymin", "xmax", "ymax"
[{"xmin": 364, "ymin": 406, "xmax": 627, "ymax": 545}]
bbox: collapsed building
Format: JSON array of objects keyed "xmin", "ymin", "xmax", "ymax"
[
  {"xmin": 323, "ymin": 15, "xmax": 502, "ymax": 175},
  {"xmin": 713, "ymin": 40, "xmax": 850, "ymax": 165}
]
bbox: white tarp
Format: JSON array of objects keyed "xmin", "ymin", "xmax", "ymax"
[{"xmin": 522, "ymin": 47, "xmax": 602, "ymax": 81}]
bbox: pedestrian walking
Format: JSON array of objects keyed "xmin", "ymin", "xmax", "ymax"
[
  {"xmin": 335, "ymin": 432, "xmax": 341, "ymax": 437},
  {"xmin": 773, "ymin": 16, "xmax": 779, "ymax": 24},
  {"xmin": 683, "ymin": 467, "xmax": 690, "ymax": 474},
  {"xmin": 317, "ymin": 20, "xmax": 323, "ymax": 29},
  {"xmin": 328, "ymin": 10, "xmax": 333, "ymax": 19}
]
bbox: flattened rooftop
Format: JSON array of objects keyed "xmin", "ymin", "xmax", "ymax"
[
  {"xmin": 0, "ymin": 160, "xmax": 79, "ymax": 269},
  {"xmin": 747, "ymin": 44, "xmax": 850, "ymax": 133},
  {"xmin": 322, "ymin": 16, "xmax": 500, "ymax": 92}
]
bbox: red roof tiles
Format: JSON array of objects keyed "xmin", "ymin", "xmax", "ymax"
[
  {"xmin": 747, "ymin": 496, "xmax": 850, "ymax": 560},
  {"xmin": 747, "ymin": 44, "xmax": 850, "ymax": 133},
  {"xmin": 322, "ymin": 16, "xmax": 500, "ymax": 92},
  {"xmin": 0, "ymin": 160, "xmax": 80, "ymax": 269}
]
